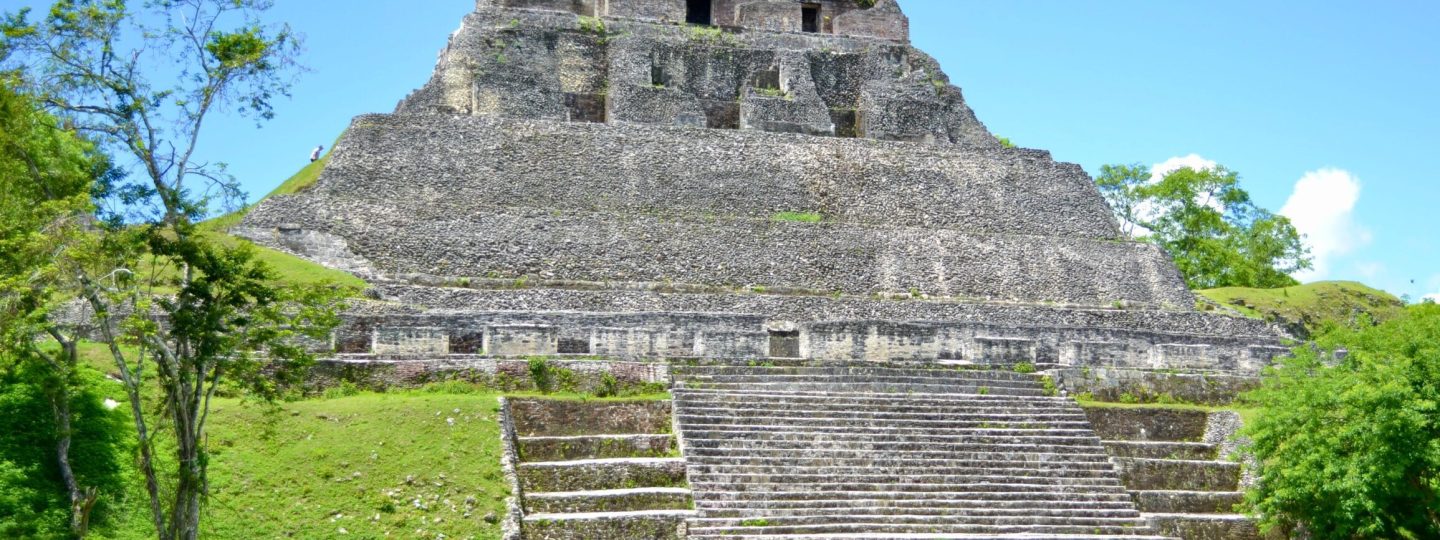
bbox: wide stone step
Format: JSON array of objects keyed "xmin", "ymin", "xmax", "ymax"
[
  {"xmin": 524, "ymin": 487, "xmax": 693, "ymax": 514},
  {"xmin": 677, "ymin": 405, "xmax": 1089, "ymax": 422},
  {"xmin": 520, "ymin": 509, "xmax": 693, "ymax": 540},
  {"xmin": 692, "ymin": 514, "xmax": 1150, "ymax": 528},
  {"xmin": 682, "ymin": 445, "xmax": 1112, "ymax": 461},
  {"xmin": 682, "ymin": 440, "xmax": 1109, "ymax": 457},
  {"xmin": 686, "ymin": 455, "xmax": 1116, "ymax": 470},
  {"xmin": 695, "ymin": 505, "xmax": 1141, "ymax": 519},
  {"xmin": 675, "ymin": 390, "xmax": 1077, "ymax": 408},
  {"xmin": 674, "ymin": 365, "xmax": 1043, "ymax": 383},
  {"xmin": 1146, "ymin": 512, "xmax": 1260, "ymax": 540},
  {"xmin": 687, "ymin": 522, "xmax": 1159, "ymax": 536},
  {"xmin": 683, "ymin": 382, "xmax": 1046, "ymax": 396},
  {"xmin": 688, "ymin": 464, "xmax": 1122, "ymax": 480},
  {"xmin": 1103, "ymin": 440, "xmax": 1217, "ymax": 460},
  {"xmin": 681, "ymin": 420, "xmax": 1097, "ymax": 436},
  {"xmin": 1132, "ymin": 490, "xmax": 1245, "ymax": 514},
  {"xmin": 677, "ymin": 404, "xmax": 1085, "ymax": 420},
  {"xmin": 690, "ymin": 472, "xmax": 1123, "ymax": 490},
  {"xmin": 689, "ymin": 480, "xmax": 1129, "ymax": 495},
  {"xmin": 518, "ymin": 458, "xmax": 687, "ymax": 492},
  {"xmin": 681, "ymin": 374, "xmax": 1043, "ymax": 390},
  {"xmin": 692, "ymin": 490, "xmax": 1137, "ymax": 505},
  {"xmin": 510, "ymin": 399, "xmax": 672, "ymax": 437},
  {"xmin": 679, "ymin": 403, "xmax": 1082, "ymax": 420},
  {"xmin": 519, "ymin": 434, "xmax": 674, "ymax": 461},
  {"xmin": 677, "ymin": 413, "xmax": 1092, "ymax": 431},
  {"xmin": 681, "ymin": 429, "xmax": 1103, "ymax": 447},
  {"xmin": 1114, "ymin": 458, "xmax": 1241, "ymax": 492}
]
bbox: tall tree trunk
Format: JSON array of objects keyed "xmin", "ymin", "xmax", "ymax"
[{"xmin": 45, "ymin": 336, "xmax": 99, "ymax": 537}]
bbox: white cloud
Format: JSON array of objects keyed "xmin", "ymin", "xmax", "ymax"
[
  {"xmin": 1150, "ymin": 154, "xmax": 1218, "ymax": 183},
  {"xmin": 1121, "ymin": 154, "xmax": 1222, "ymax": 237},
  {"xmin": 1280, "ymin": 168, "xmax": 1370, "ymax": 281},
  {"xmin": 1423, "ymin": 275, "xmax": 1440, "ymax": 304}
]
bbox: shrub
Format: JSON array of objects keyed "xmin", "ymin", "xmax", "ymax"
[
  {"xmin": 1012, "ymin": 362, "xmax": 1036, "ymax": 374},
  {"xmin": 528, "ymin": 357, "xmax": 554, "ymax": 393},
  {"xmin": 596, "ymin": 372, "xmax": 620, "ymax": 398},
  {"xmin": 1242, "ymin": 303, "xmax": 1440, "ymax": 538}
]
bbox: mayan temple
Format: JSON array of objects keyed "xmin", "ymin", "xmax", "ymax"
[{"xmin": 238, "ymin": 1, "xmax": 1284, "ymax": 538}]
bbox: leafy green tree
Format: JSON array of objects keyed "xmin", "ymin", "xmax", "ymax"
[
  {"xmin": 1241, "ymin": 302, "xmax": 1440, "ymax": 539},
  {"xmin": 1096, "ymin": 163, "xmax": 1311, "ymax": 289},
  {"xmin": 3, "ymin": 2, "xmax": 345, "ymax": 539},
  {"xmin": 0, "ymin": 73, "xmax": 120, "ymax": 537}
]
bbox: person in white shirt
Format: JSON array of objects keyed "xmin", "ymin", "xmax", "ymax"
[{"xmin": 310, "ymin": 145, "xmax": 324, "ymax": 162}]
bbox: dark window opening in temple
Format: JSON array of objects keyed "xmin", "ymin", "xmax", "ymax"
[
  {"xmin": 651, "ymin": 63, "xmax": 666, "ymax": 87},
  {"xmin": 751, "ymin": 67, "xmax": 781, "ymax": 91},
  {"xmin": 449, "ymin": 331, "xmax": 484, "ymax": 354},
  {"xmin": 687, "ymin": 0, "xmax": 713, "ymax": 25},
  {"xmin": 802, "ymin": 4, "xmax": 821, "ymax": 33},
  {"xmin": 769, "ymin": 330, "xmax": 801, "ymax": 358},
  {"xmin": 558, "ymin": 337, "xmax": 591, "ymax": 354}
]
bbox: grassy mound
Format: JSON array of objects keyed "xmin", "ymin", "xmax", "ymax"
[
  {"xmin": 1198, "ymin": 281, "xmax": 1404, "ymax": 338},
  {"xmin": 194, "ymin": 142, "xmax": 365, "ymax": 291}
]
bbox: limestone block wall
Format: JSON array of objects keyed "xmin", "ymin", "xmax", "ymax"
[
  {"xmin": 477, "ymin": 0, "xmax": 906, "ymax": 41},
  {"xmin": 239, "ymin": 113, "xmax": 1198, "ymax": 307},
  {"xmin": 308, "ymin": 356, "xmax": 670, "ymax": 393},
  {"xmin": 325, "ymin": 300, "xmax": 1287, "ymax": 375},
  {"xmin": 300, "ymin": 115, "xmax": 1073, "ymax": 235},
  {"xmin": 396, "ymin": 7, "xmax": 967, "ymax": 145}
]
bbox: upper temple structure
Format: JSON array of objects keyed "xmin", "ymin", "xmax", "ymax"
[{"xmin": 235, "ymin": 3, "xmax": 1286, "ymax": 536}]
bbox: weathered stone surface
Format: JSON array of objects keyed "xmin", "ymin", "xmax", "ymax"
[
  {"xmin": 521, "ymin": 510, "xmax": 689, "ymax": 540},
  {"xmin": 511, "ymin": 399, "xmax": 673, "ymax": 437},
  {"xmin": 519, "ymin": 434, "xmax": 676, "ymax": 461},
  {"xmin": 1082, "ymin": 407, "xmax": 1210, "ymax": 442},
  {"xmin": 1062, "ymin": 367, "xmax": 1264, "ymax": 405},
  {"xmin": 1113, "ymin": 458, "xmax": 1240, "ymax": 492},
  {"xmin": 242, "ymin": 112, "xmax": 1192, "ymax": 307},
  {"xmin": 1147, "ymin": 513, "xmax": 1263, "ymax": 540},
  {"xmin": 1131, "ymin": 490, "xmax": 1244, "ymax": 514},
  {"xmin": 525, "ymin": 487, "xmax": 692, "ymax": 513},
  {"xmin": 233, "ymin": 0, "xmax": 1292, "ymax": 373}
]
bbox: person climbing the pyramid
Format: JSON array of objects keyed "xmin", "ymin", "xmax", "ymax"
[{"xmin": 309, "ymin": 144, "xmax": 324, "ymax": 162}]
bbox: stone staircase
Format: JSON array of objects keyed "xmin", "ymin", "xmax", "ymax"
[
  {"xmin": 507, "ymin": 399, "xmax": 695, "ymax": 539},
  {"xmin": 1086, "ymin": 407, "xmax": 1262, "ymax": 540},
  {"xmin": 672, "ymin": 363, "xmax": 1174, "ymax": 539}
]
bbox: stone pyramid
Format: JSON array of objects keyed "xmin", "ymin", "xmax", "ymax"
[{"xmin": 238, "ymin": 0, "xmax": 1285, "ymax": 383}]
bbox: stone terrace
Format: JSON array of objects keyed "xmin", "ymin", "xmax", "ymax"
[{"xmin": 672, "ymin": 363, "xmax": 1174, "ymax": 539}]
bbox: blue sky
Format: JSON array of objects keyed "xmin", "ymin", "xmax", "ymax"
[{"xmin": 8, "ymin": 0, "xmax": 1437, "ymax": 300}]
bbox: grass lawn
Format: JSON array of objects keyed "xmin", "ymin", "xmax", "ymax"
[
  {"xmin": 1197, "ymin": 281, "xmax": 1403, "ymax": 334},
  {"xmin": 199, "ymin": 392, "xmax": 510, "ymax": 539}
]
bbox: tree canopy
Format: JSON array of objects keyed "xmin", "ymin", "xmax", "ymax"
[
  {"xmin": 1096, "ymin": 163, "xmax": 1311, "ymax": 289},
  {"xmin": 1242, "ymin": 302, "xmax": 1440, "ymax": 539}
]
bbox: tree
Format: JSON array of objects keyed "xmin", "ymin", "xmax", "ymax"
[
  {"xmin": 1095, "ymin": 163, "xmax": 1311, "ymax": 289},
  {"xmin": 2, "ymin": 2, "xmax": 344, "ymax": 539},
  {"xmin": 1241, "ymin": 303, "xmax": 1440, "ymax": 539},
  {"xmin": 0, "ymin": 73, "xmax": 119, "ymax": 537}
]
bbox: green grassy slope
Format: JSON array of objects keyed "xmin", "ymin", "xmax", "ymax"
[
  {"xmin": 1198, "ymin": 281, "xmax": 1405, "ymax": 337},
  {"xmin": 195, "ymin": 143, "xmax": 365, "ymax": 291},
  {"xmin": 201, "ymin": 393, "xmax": 509, "ymax": 539}
]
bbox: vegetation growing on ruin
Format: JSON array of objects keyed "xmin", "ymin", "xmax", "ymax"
[
  {"xmin": 771, "ymin": 211, "xmax": 823, "ymax": 223},
  {"xmin": 1198, "ymin": 281, "xmax": 1405, "ymax": 338}
]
